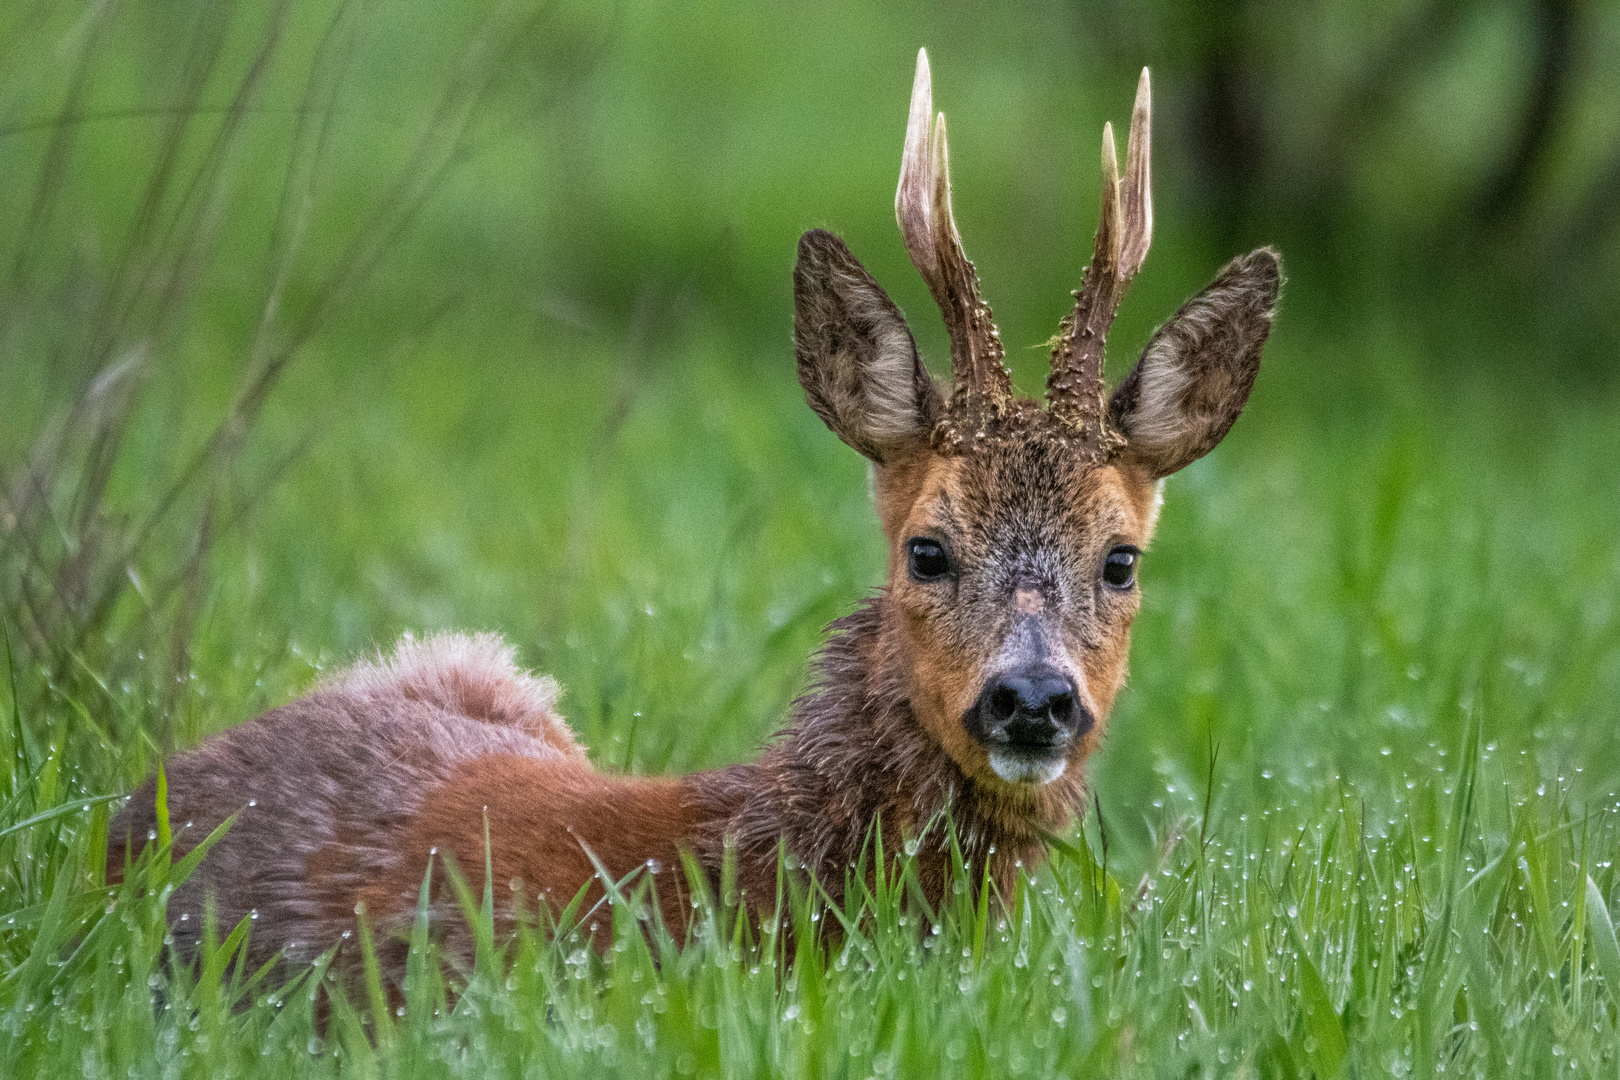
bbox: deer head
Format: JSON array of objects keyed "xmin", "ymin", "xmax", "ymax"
[{"xmin": 793, "ymin": 50, "xmax": 1280, "ymax": 793}]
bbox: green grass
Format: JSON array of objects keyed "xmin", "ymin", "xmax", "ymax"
[
  {"xmin": 5, "ymin": 1, "xmax": 1620, "ymax": 1075},
  {"xmin": 5, "ymin": 334, "xmax": 1620, "ymax": 1076}
]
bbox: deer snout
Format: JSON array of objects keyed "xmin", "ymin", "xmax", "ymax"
[{"xmin": 967, "ymin": 666, "xmax": 1092, "ymax": 784}]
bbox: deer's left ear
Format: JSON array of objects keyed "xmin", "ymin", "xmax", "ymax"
[
  {"xmin": 794, "ymin": 229, "xmax": 943, "ymax": 462},
  {"xmin": 1109, "ymin": 248, "xmax": 1282, "ymax": 479}
]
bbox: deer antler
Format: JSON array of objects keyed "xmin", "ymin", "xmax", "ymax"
[
  {"xmin": 1047, "ymin": 68, "xmax": 1152, "ymax": 454},
  {"xmin": 896, "ymin": 48, "xmax": 1011, "ymax": 424}
]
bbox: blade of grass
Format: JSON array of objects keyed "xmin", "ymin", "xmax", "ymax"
[
  {"xmin": 1584, "ymin": 876, "xmax": 1620, "ymax": 1009},
  {"xmin": 0, "ymin": 792, "xmax": 122, "ymax": 841}
]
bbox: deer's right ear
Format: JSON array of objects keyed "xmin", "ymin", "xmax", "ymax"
[{"xmin": 794, "ymin": 229, "xmax": 943, "ymax": 462}]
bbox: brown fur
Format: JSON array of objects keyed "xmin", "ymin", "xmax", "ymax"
[
  {"xmin": 109, "ymin": 85, "xmax": 1282, "ymax": 989},
  {"xmin": 358, "ymin": 756, "xmax": 702, "ymax": 955},
  {"xmin": 108, "ymin": 634, "xmax": 582, "ymax": 971}
]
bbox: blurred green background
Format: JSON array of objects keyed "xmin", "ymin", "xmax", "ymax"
[{"xmin": 2, "ymin": 0, "xmax": 1617, "ymax": 868}]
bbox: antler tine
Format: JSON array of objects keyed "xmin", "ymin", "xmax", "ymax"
[
  {"xmin": 1119, "ymin": 68, "xmax": 1152, "ymax": 280},
  {"xmin": 897, "ymin": 48, "xmax": 938, "ymax": 280},
  {"xmin": 895, "ymin": 48, "xmax": 1010, "ymax": 421},
  {"xmin": 1047, "ymin": 68, "xmax": 1153, "ymax": 450}
]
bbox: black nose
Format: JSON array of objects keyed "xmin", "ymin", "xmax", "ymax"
[{"xmin": 969, "ymin": 666, "xmax": 1091, "ymax": 752}]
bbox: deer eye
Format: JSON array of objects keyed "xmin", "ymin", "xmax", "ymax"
[
  {"xmin": 907, "ymin": 537, "xmax": 951, "ymax": 582},
  {"xmin": 1102, "ymin": 546, "xmax": 1138, "ymax": 589}
]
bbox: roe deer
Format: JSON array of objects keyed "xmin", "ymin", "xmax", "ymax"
[{"xmin": 110, "ymin": 50, "xmax": 1280, "ymax": 980}]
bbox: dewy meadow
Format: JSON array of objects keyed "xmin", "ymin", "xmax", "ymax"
[{"xmin": 3, "ymin": 4, "xmax": 1620, "ymax": 1078}]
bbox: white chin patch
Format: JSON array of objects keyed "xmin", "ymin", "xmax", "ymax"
[{"xmin": 988, "ymin": 751, "xmax": 1067, "ymax": 786}]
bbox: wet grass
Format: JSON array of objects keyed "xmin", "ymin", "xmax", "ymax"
[{"xmin": 4, "ymin": 338, "xmax": 1620, "ymax": 1076}]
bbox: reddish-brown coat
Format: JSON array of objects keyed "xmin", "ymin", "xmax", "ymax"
[{"xmin": 360, "ymin": 756, "xmax": 705, "ymax": 940}]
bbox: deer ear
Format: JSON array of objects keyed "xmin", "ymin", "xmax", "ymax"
[
  {"xmin": 1108, "ymin": 248, "xmax": 1281, "ymax": 479},
  {"xmin": 794, "ymin": 229, "xmax": 943, "ymax": 462}
]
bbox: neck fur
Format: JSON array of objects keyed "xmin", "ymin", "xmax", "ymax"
[{"xmin": 689, "ymin": 597, "xmax": 1089, "ymax": 910}]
